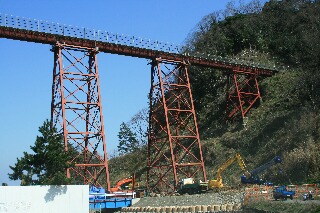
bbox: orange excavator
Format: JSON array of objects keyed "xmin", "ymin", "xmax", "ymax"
[{"xmin": 110, "ymin": 175, "xmax": 136, "ymax": 192}]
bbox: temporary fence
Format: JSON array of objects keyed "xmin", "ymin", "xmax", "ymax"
[{"xmin": 244, "ymin": 184, "xmax": 319, "ymax": 205}]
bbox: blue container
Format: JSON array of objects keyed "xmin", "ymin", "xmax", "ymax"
[
  {"xmin": 89, "ymin": 186, "xmax": 133, "ymax": 210},
  {"xmin": 89, "ymin": 197, "xmax": 132, "ymax": 209}
]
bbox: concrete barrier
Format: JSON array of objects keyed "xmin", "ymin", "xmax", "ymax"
[
  {"xmin": 174, "ymin": 206, "xmax": 179, "ymax": 212},
  {"xmin": 213, "ymin": 205, "xmax": 221, "ymax": 211},
  {"xmin": 125, "ymin": 207, "xmax": 132, "ymax": 212},
  {"xmin": 201, "ymin": 205, "xmax": 208, "ymax": 212},
  {"xmin": 160, "ymin": 206, "xmax": 167, "ymax": 213},
  {"xmin": 189, "ymin": 206, "xmax": 196, "ymax": 212},
  {"xmin": 154, "ymin": 207, "xmax": 161, "ymax": 212},
  {"xmin": 127, "ymin": 202, "xmax": 243, "ymax": 212},
  {"xmin": 226, "ymin": 204, "xmax": 233, "ymax": 211},
  {"xmin": 233, "ymin": 203, "xmax": 242, "ymax": 210},
  {"xmin": 165, "ymin": 206, "xmax": 172, "ymax": 213},
  {"xmin": 149, "ymin": 207, "xmax": 154, "ymax": 212},
  {"xmin": 221, "ymin": 204, "xmax": 227, "ymax": 211},
  {"xmin": 181, "ymin": 206, "xmax": 188, "ymax": 212}
]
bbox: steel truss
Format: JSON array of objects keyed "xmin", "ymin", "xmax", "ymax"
[
  {"xmin": 226, "ymin": 68, "xmax": 261, "ymax": 122},
  {"xmin": 51, "ymin": 43, "xmax": 110, "ymax": 189},
  {"xmin": 147, "ymin": 58, "xmax": 206, "ymax": 193}
]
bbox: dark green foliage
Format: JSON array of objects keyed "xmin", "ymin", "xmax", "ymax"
[
  {"xmin": 8, "ymin": 120, "xmax": 74, "ymax": 185},
  {"xmin": 117, "ymin": 122, "xmax": 140, "ymax": 155},
  {"xmin": 187, "ymin": 0, "xmax": 320, "ymax": 186},
  {"xmin": 109, "ymin": 146, "xmax": 148, "ymax": 187},
  {"xmin": 109, "ymin": 0, "xmax": 320, "ymax": 189},
  {"xmin": 126, "ymin": 108, "xmax": 148, "ymax": 147}
]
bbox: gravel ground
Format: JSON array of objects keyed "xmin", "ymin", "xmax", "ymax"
[{"xmin": 132, "ymin": 190, "xmax": 244, "ymax": 207}]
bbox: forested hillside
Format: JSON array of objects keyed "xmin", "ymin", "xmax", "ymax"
[{"xmin": 108, "ymin": 0, "xmax": 320, "ymax": 187}]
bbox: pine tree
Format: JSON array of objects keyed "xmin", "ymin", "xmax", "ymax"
[
  {"xmin": 8, "ymin": 120, "xmax": 75, "ymax": 185},
  {"xmin": 117, "ymin": 122, "xmax": 139, "ymax": 155}
]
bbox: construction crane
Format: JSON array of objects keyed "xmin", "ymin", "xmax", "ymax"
[
  {"xmin": 241, "ymin": 156, "xmax": 281, "ymax": 185},
  {"xmin": 208, "ymin": 153, "xmax": 249, "ymax": 189}
]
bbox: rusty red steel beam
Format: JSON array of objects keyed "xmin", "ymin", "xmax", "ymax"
[{"xmin": 0, "ymin": 26, "xmax": 277, "ymax": 76}]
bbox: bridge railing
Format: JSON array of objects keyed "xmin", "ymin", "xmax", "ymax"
[
  {"xmin": 0, "ymin": 13, "xmax": 182, "ymax": 54},
  {"xmin": 0, "ymin": 13, "xmax": 276, "ymax": 70}
]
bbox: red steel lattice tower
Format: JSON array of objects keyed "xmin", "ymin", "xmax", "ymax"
[
  {"xmin": 147, "ymin": 58, "xmax": 206, "ymax": 193},
  {"xmin": 51, "ymin": 43, "xmax": 110, "ymax": 189},
  {"xmin": 226, "ymin": 67, "xmax": 261, "ymax": 122}
]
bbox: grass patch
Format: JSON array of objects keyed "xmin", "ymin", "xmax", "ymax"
[{"xmin": 246, "ymin": 201, "xmax": 320, "ymax": 213}]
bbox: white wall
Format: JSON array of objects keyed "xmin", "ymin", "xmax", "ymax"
[{"xmin": 0, "ymin": 185, "xmax": 88, "ymax": 213}]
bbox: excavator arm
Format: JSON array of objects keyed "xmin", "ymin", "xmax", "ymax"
[
  {"xmin": 110, "ymin": 177, "xmax": 134, "ymax": 192},
  {"xmin": 209, "ymin": 153, "xmax": 248, "ymax": 189}
]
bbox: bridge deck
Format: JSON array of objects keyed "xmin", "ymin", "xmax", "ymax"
[{"xmin": 0, "ymin": 13, "xmax": 277, "ymax": 76}]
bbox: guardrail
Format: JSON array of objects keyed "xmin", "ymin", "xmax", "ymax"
[
  {"xmin": 0, "ymin": 13, "xmax": 277, "ymax": 71},
  {"xmin": 0, "ymin": 13, "xmax": 182, "ymax": 54}
]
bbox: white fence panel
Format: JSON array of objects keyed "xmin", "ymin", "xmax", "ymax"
[{"xmin": 0, "ymin": 185, "xmax": 88, "ymax": 213}]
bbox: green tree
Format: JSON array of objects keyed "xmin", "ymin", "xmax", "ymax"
[
  {"xmin": 117, "ymin": 122, "xmax": 140, "ymax": 155},
  {"xmin": 127, "ymin": 108, "xmax": 148, "ymax": 147},
  {"xmin": 8, "ymin": 120, "xmax": 74, "ymax": 185}
]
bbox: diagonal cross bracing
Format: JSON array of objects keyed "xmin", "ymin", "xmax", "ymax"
[
  {"xmin": 51, "ymin": 43, "xmax": 110, "ymax": 189},
  {"xmin": 147, "ymin": 58, "xmax": 206, "ymax": 193},
  {"xmin": 0, "ymin": 13, "xmax": 280, "ymax": 190},
  {"xmin": 226, "ymin": 68, "xmax": 261, "ymax": 122}
]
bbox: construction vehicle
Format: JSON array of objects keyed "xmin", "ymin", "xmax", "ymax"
[
  {"xmin": 303, "ymin": 191, "xmax": 314, "ymax": 201},
  {"xmin": 177, "ymin": 178, "xmax": 208, "ymax": 194},
  {"xmin": 302, "ymin": 184, "xmax": 317, "ymax": 201},
  {"xmin": 241, "ymin": 156, "xmax": 281, "ymax": 185},
  {"xmin": 273, "ymin": 186, "xmax": 295, "ymax": 200},
  {"xmin": 208, "ymin": 153, "xmax": 249, "ymax": 189},
  {"xmin": 110, "ymin": 176, "xmax": 135, "ymax": 192}
]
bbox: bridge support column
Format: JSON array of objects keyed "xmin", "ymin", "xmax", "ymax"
[
  {"xmin": 226, "ymin": 68, "xmax": 261, "ymax": 123},
  {"xmin": 51, "ymin": 43, "xmax": 110, "ymax": 189},
  {"xmin": 147, "ymin": 58, "xmax": 206, "ymax": 193}
]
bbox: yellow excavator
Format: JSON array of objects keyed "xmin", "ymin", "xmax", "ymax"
[{"xmin": 208, "ymin": 153, "xmax": 249, "ymax": 189}]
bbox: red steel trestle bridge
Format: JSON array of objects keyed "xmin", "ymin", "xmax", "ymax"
[{"xmin": 0, "ymin": 14, "xmax": 277, "ymax": 193}]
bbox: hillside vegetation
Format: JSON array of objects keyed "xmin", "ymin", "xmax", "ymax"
[{"xmin": 108, "ymin": 0, "xmax": 320, "ymax": 188}]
